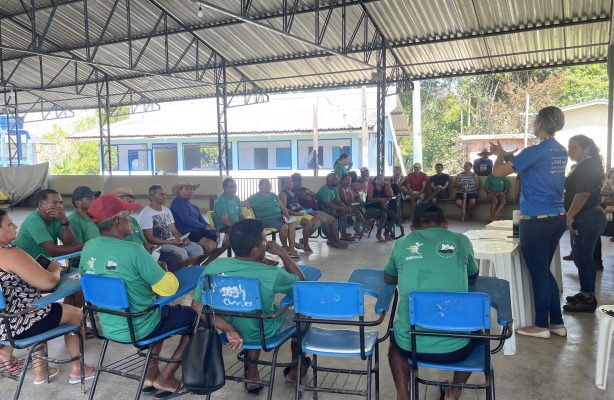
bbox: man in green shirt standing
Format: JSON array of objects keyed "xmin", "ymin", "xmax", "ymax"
[
  {"xmin": 315, "ymin": 173, "xmax": 350, "ymax": 248},
  {"xmin": 16, "ymin": 189, "xmax": 83, "ymax": 259},
  {"xmin": 484, "ymin": 174, "xmax": 510, "ymax": 222},
  {"xmin": 81, "ymin": 194, "xmax": 199, "ymax": 396},
  {"xmin": 213, "ymin": 177, "xmax": 243, "ymax": 232},
  {"xmin": 384, "ymin": 203, "xmax": 479, "ymax": 400},
  {"xmin": 68, "ymin": 186, "xmax": 101, "ymax": 243}
]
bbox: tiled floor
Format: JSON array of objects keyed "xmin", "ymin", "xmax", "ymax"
[{"xmin": 2, "ymin": 209, "xmax": 614, "ymax": 399}]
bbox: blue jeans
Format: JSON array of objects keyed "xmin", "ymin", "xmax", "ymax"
[
  {"xmin": 571, "ymin": 206, "xmax": 607, "ymax": 296},
  {"xmin": 519, "ymin": 215, "xmax": 566, "ymax": 328}
]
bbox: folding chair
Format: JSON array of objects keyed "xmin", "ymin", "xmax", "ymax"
[
  {"xmin": 292, "ymin": 281, "xmax": 382, "ymax": 399},
  {"xmin": 81, "ymin": 274, "xmax": 194, "ymax": 400},
  {"xmin": 199, "ymin": 275, "xmax": 296, "ymax": 400},
  {"xmin": 207, "ymin": 210, "xmax": 232, "ymax": 257},
  {"xmin": 408, "ymin": 291, "xmax": 512, "ymax": 400},
  {"xmin": 0, "ymin": 287, "xmax": 85, "ymax": 400}
]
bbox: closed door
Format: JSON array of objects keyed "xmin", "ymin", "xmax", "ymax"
[{"xmin": 254, "ymin": 148, "xmax": 268, "ymax": 169}]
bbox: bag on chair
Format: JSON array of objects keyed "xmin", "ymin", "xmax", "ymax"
[{"xmin": 181, "ymin": 276, "xmax": 225, "ymax": 395}]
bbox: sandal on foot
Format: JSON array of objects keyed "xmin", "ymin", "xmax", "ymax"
[
  {"xmin": 33, "ymin": 367, "xmax": 59, "ymax": 385},
  {"xmin": 283, "ymin": 357, "xmax": 312, "ymax": 383},
  {"xmin": 244, "ymin": 382, "xmax": 264, "ymax": 395},
  {"xmin": 68, "ymin": 370, "xmax": 96, "ymax": 384},
  {"xmin": 154, "ymin": 385, "xmax": 189, "ymax": 399},
  {"xmin": 142, "ymin": 386, "xmax": 157, "ymax": 394}
]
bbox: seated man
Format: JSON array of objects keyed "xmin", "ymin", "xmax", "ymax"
[
  {"xmin": 291, "ymin": 173, "xmax": 319, "ymax": 211},
  {"xmin": 402, "ymin": 162, "xmax": 428, "ymax": 211},
  {"xmin": 338, "ymin": 174, "xmax": 366, "ymax": 238},
  {"xmin": 16, "ymin": 189, "xmax": 83, "ymax": 259},
  {"xmin": 80, "ymin": 194, "xmax": 198, "ymax": 396},
  {"xmin": 246, "ymin": 179, "xmax": 299, "ymax": 258},
  {"xmin": 473, "ymin": 148, "xmax": 493, "ymax": 176},
  {"xmin": 355, "ymin": 167, "xmax": 371, "ymax": 200},
  {"xmin": 316, "ymin": 174, "xmax": 351, "ymax": 247},
  {"xmin": 484, "ymin": 174, "xmax": 510, "ymax": 222},
  {"xmin": 384, "ymin": 204, "xmax": 479, "ymax": 400},
  {"xmin": 213, "ymin": 177, "xmax": 243, "ymax": 233},
  {"xmin": 170, "ymin": 180, "xmax": 227, "ymax": 265},
  {"xmin": 279, "ymin": 176, "xmax": 321, "ymax": 253},
  {"xmin": 68, "ymin": 186, "xmax": 101, "ymax": 243},
  {"xmin": 192, "ymin": 219, "xmax": 307, "ymax": 394},
  {"xmin": 424, "ymin": 163, "xmax": 450, "ymax": 204},
  {"xmin": 139, "ymin": 185, "xmax": 204, "ymax": 271}
]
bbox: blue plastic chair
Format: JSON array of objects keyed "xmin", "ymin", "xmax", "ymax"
[
  {"xmin": 292, "ymin": 281, "xmax": 382, "ymax": 400},
  {"xmin": 408, "ymin": 291, "xmax": 509, "ymax": 400},
  {"xmin": 0, "ymin": 287, "xmax": 85, "ymax": 400},
  {"xmin": 199, "ymin": 275, "xmax": 296, "ymax": 400},
  {"xmin": 81, "ymin": 274, "xmax": 194, "ymax": 400}
]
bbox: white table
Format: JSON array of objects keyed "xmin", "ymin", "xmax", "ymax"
[
  {"xmin": 485, "ymin": 220, "xmax": 563, "ymax": 291},
  {"xmin": 468, "ymin": 238, "xmax": 520, "ymax": 356}
]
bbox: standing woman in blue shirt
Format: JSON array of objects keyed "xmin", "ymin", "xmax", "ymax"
[
  {"xmin": 562, "ymin": 135, "xmax": 606, "ymax": 313},
  {"xmin": 490, "ymin": 106, "xmax": 568, "ymax": 339}
]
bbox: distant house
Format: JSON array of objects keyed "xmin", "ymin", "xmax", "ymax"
[
  {"xmin": 0, "ymin": 116, "xmax": 49, "ymax": 167},
  {"xmin": 69, "ymin": 88, "xmax": 409, "ymax": 177},
  {"xmin": 460, "ymin": 134, "xmax": 527, "ymax": 162}
]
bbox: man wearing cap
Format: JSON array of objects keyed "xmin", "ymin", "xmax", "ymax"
[
  {"xmin": 68, "ymin": 186, "xmax": 101, "ymax": 243},
  {"xmin": 384, "ymin": 204, "xmax": 479, "ymax": 400},
  {"xmin": 80, "ymin": 194, "xmax": 208, "ymax": 396},
  {"xmin": 473, "ymin": 148, "xmax": 493, "ymax": 176},
  {"xmin": 16, "ymin": 189, "xmax": 83, "ymax": 259},
  {"xmin": 402, "ymin": 162, "xmax": 428, "ymax": 213},
  {"xmin": 170, "ymin": 180, "xmax": 227, "ymax": 265},
  {"xmin": 315, "ymin": 174, "xmax": 350, "ymax": 248},
  {"xmin": 139, "ymin": 185, "xmax": 204, "ymax": 271}
]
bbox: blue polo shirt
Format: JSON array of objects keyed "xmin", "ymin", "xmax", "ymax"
[{"xmin": 512, "ymin": 138, "xmax": 567, "ymax": 217}]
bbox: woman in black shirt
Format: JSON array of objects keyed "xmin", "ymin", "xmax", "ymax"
[{"xmin": 563, "ymin": 134, "xmax": 606, "ymax": 313}]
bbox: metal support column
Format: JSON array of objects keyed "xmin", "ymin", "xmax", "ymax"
[
  {"xmin": 3, "ymin": 88, "xmax": 19, "ymax": 166},
  {"xmin": 607, "ymin": 44, "xmax": 614, "ymax": 172},
  {"xmin": 215, "ymin": 57, "xmax": 229, "ymax": 176},
  {"xmin": 376, "ymin": 48, "xmax": 386, "ymax": 176},
  {"xmin": 96, "ymin": 75, "xmax": 113, "ymax": 175}
]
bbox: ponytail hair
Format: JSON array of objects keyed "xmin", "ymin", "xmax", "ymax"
[{"xmin": 570, "ymin": 134, "xmax": 604, "ymax": 179}]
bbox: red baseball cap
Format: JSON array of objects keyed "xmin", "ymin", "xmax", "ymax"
[{"xmin": 87, "ymin": 193, "xmax": 140, "ymax": 223}]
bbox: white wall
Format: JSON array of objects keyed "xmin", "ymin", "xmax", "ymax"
[
  {"xmin": 237, "ymin": 141, "xmax": 291, "ymax": 170},
  {"xmin": 557, "ymin": 104, "xmax": 607, "ymax": 168}
]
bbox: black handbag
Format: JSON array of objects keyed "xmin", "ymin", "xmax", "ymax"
[{"xmin": 181, "ymin": 276, "xmax": 225, "ymax": 395}]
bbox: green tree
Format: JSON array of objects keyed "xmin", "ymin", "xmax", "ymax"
[
  {"xmin": 559, "ymin": 64, "xmax": 607, "ymax": 106},
  {"xmin": 40, "ymin": 124, "xmax": 99, "ymax": 175}
]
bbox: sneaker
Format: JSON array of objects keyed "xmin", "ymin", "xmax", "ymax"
[
  {"xmin": 565, "ymin": 292, "xmax": 583, "ymax": 303},
  {"xmin": 563, "ymin": 296, "xmax": 598, "ymax": 313},
  {"xmin": 562, "ymin": 254, "xmax": 574, "ymax": 261}
]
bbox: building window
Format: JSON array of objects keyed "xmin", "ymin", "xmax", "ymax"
[
  {"xmin": 182, "ymin": 143, "xmax": 233, "ymax": 171},
  {"xmin": 112, "ymin": 144, "xmax": 147, "ymax": 171},
  {"xmin": 237, "ymin": 141, "xmax": 291, "ymax": 170},
  {"xmin": 297, "ymin": 139, "xmax": 351, "ymax": 170},
  {"xmin": 153, "ymin": 143, "xmax": 178, "ymax": 175}
]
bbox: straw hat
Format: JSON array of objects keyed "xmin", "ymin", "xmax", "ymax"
[
  {"xmin": 171, "ymin": 180, "xmax": 200, "ymax": 195},
  {"xmin": 114, "ymin": 187, "xmax": 135, "ymax": 198},
  {"xmin": 478, "ymin": 148, "xmax": 491, "ymax": 156}
]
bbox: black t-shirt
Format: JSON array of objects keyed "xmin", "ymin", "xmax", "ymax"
[
  {"xmin": 431, "ymin": 173, "xmax": 450, "ymax": 188},
  {"xmin": 564, "ymin": 157, "xmax": 604, "ymax": 213}
]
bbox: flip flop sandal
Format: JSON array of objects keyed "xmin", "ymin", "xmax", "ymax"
[
  {"xmin": 154, "ymin": 385, "xmax": 189, "ymax": 399},
  {"xmin": 283, "ymin": 357, "xmax": 312, "ymax": 383},
  {"xmin": 244, "ymin": 382, "xmax": 264, "ymax": 395},
  {"xmin": 1, "ymin": 357, "xmax": 23, "ymax": 374},
  {"xmin": 141, "ymin": 386, "xmax": 157, "ymax": 394},
  {"xmin": 33, "ymin": 367, "xmax": 60, "ymax": 385},
  {"xmin": 68, "ymin": 370, "xmax": 96, "ymax": 384}
]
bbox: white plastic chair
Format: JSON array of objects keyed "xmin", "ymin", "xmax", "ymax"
[{"xmin": 595, "ymin": 305, "xmax": 614, "ymax": 390}]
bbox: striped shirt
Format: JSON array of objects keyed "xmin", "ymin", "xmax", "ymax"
[{"xmin": 457, "ymin": 174, "xmax": 476, "ymax": 192}]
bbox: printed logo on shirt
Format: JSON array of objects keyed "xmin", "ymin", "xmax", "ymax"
[
  {"xmin": 405, "ymin": 242, "xmax": 424, "ymax": 261},
  {"xmin": 84, "ymin": 257, "xmax": 96, "ymax": 273},
  {"xmin": 105, "ymin": 257, "xmax": 119, "ymax": 271},
  {"xmin": 436, "ymin": 241, "xmax": 457, "ymax": 259}
]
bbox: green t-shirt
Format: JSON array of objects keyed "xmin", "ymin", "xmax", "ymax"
[
  {"xmin": 193, "ymin": 258, "xmax": 299, "ymax": 343},
  {"xmin": 316, "ymin": 185, "xmax": 339, "ymax": 214},
  {"xmin": 79, "ymin": 236, "xmax": 166, "ymax": 343},
  {"xmin": 124, "ymin": 216, "xmax": 146, "ymax": 246},
  {"xmin": 213, "ymin": 193, "xmax": 241, "ymax": 228},
  {"xmin": 15, "ymin": 211, "xmax": 64, "ymax": 259},
  {"xmin": 247, "ymin": 193, "xmax": 282, "ymax": 220},
  {"xmin": 384, "ymin": 227, "xmax": 478, "ymax": 354},
  {"xmin": 485, "ymin": 175, "xmax": 510, "ymax": 194},
  {"xmin": 68, "ymin": 211, "xmax": 100, "ymax": 243},
  {"xmin": 333, "ymin": 162, "xmax": 349, "ymax": 179}
]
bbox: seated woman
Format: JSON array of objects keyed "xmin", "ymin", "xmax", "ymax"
[
  {"xmin": 454, "ymin": 162, "xmax": 480, "ymax": 219},
  {"xmin": 338, "ymin": 174, "xmax": 366, "ymax": 238},
  {"xmin": 367, "ymin": 174, "xmax": 398, "ymax": 242},
  {"xmin": 0, "ymin": 209, "xmax": 95, "ymax": 385},
  {"xmin": 279, "ymin": 177, "xmax": 321, "ymax": 253},
  {"xmin": 246, "ymin": 179, "xmax": 300, "ymax": 258}
]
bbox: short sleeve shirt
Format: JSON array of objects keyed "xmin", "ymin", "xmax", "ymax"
[
  {"xmin": 333, "ymin": 163, "xmax": 349, "ymax": 179},
  {"xmin": 124, "ymin": 216, "xmax": 146, "ymax": 245},
  {"xmin": 247, "ymin": 193, "xmax": 282, "ymax": 220},
  {"xmin": 384, "ymin": 227, "xmax": 478, "ymax": 354},
  {"xmin": 473, "ymin": 158, "xmax": 493, "ymax": 176},
  {"xmin": 68, "ymin": 211, "xmax": 100, "ymax": 243},
  {"xmin": 512, "ymin": 138, "xmax": 567, "ymax": 217},
  {"xmin": 138, "ymin": 206, "xmax": 175, "ymax": 240},
  {"xmin": 79, "ymin": 236, "xmax": 166, "ymax": 342},
  {"xmin": 15, "ymin": 211, "xmax": 64, "ymax": 259},
  {"xmin": 485, "ymin": 175, "xmax": 510, "ymax": 193},
  {"xmin": 316, "ymin": 185, "xmax": 340, "ymax": 214},
  {"xmin": 213, "ymin": 193, "xmax": 241, "ymax": 228},
  {"xmin": 404, "ymin": 172, "xmax": 428, "ymax": 191},
  {"xmin": 564, "ymin": 157, "xmax": 604, "ymax": 213},
  {"xmin": 193, "ymin": 258, "xmax": 299, "ymax": 342},
  {"xmin": 431, "ymin": 174, "xmax": 450, "ymax": 188}
]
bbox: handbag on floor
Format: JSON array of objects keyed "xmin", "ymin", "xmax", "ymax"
[{"xmin": 181, "ymin": 275, "xmax": 225, "ymax": 395}]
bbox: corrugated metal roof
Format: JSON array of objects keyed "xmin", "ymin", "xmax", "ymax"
[{"xmin": 0, "ymin": 0, "xmax": 610, "ymax": 113}]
